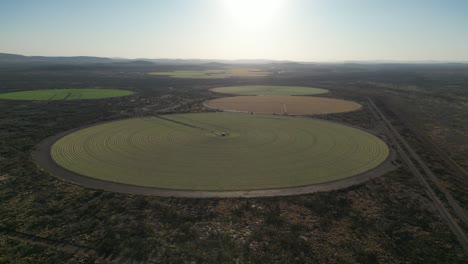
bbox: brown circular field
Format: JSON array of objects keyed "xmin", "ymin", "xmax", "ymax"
[{"xmin": 206, "ymin": 96, "xmax": 362, "ymax": 115}]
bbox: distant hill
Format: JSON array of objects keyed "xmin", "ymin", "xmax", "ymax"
[
  {"xmin": 0, "ymin": 53, "xmax": 116, "ymax": 64},
  {"xmin": 0, "ymin": 53, "xmax": 294, "ymax": 66},
  {"xmin": 1, "ymin": 53, "xmax": 467, "ymax": 66},
  {"xmin": 137, "ymin": 58, "xmax": 208, "ymax": 65}
]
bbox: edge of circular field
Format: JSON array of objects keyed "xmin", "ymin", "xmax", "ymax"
[{"xmin": 32, "ymin": 115, "xmax": 397, "ymax": 198}]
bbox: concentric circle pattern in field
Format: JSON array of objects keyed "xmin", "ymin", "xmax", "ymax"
[
  {"xmin": 207, "ymin": 96, "xmax": 362, "ymax": 115},
  {"xmin": 50, "ymin": 113, "xmax": 389, "ymax": 191},
  {"xmin": 0, "ymin": 88, "xmax": 133, "ymax": 100},
  {"xmin": 211, "ymin": 85, "xmax": 328, "ymax": 96}
]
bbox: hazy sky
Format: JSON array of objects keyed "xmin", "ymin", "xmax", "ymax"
[{"xmin": 1, "ymin": 0, "xmax": 467, "ymax": 61}]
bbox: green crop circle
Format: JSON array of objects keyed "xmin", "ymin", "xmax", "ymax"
[
  {"xmin": 0, "ymin": 89, "xmax": 133, "ymax": 100},
  {"xmin": 50, "ymin": 113, "xmax": 389, "ymax": 191}
]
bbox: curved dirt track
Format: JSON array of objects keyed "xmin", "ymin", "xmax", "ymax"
[
  {"xmin": 32, "ymin": 115, "xmax": 397, "ymax": 198},
  {"xmin": 206, "ymin": 96, "xmax": 362, "ymax": 115}
]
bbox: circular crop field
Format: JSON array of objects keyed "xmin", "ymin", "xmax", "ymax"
[
  {"xmin": 206, "ymin": 96, "xmax": 362, "ymax": 115},
  {"xmin": 36, "ymin": 113, "xmax": 391, "ymax": 196},
  {"xmin": 211, "ymin": 85, "xmax": 328, "ymax": 96},
  {"xmin": 0, "ymin": 88, "xmax": 133, "ymax": 100},
  {"xmin": 150, "ymin": 68, "xmax": 270, "ymax": 79}
]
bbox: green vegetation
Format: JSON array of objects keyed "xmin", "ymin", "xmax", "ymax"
[
  {"xmin": 149, "ymin": 68, "xmax": 270, "ymax": 78},
  {"xmin": 51, "ymin": 112, "xmax": 389, "ymax": 190},
  {"xmin": 211, "ymin": 85, "xmax": 329, "ymax": 95},
  {"xmin": 0, "ymin": 88, "xmax": 133, "ymax": 100}
]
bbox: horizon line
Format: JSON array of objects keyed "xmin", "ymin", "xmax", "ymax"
[{"xmin": 1, "ymin": 52, "xmax": 468, "ymax": 64}]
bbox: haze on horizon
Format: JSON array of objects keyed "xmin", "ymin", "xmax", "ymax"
[{"xmin": 1, "ymin": 0, "xmax": 467, "ymax": 62}]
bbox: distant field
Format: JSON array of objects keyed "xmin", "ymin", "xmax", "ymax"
[
  {"xmin": 149, "ymin": 68, "xmax": 270, "ymax": 78},
  {"xmin": 211, "ymin": 85, "xmax": 328, "ymax": 95},
  {"xmin": 207, "ymin": 96, "xmax": 362, "ymax": 115},
  {"xmin": 49, "ymin": 112, "xmax": 389, "ymax": 191},
  {"xmin": 0, "ymin": 89, "xmax": 133, "ymax": 100}
]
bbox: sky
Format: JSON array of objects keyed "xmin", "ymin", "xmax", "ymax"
[{"xmin": 1, "ymin": 0, "xmax": 467, "ymax": 61}]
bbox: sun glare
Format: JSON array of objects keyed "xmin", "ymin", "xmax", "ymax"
[{"xmin": 223, "ymin": 0, "xmax": 284, "ymax": 28}]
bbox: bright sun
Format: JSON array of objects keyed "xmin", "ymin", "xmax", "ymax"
[{"xmin": 223, "ymin": 0, "xmax": 284, "ymax": 28}]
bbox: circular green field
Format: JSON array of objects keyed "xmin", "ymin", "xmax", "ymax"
[
  {"xmin": 211, "ymin": 86, "xmax": 328, "ymax": 96},
  {"xmin": 50, "ymin": 113, "xmax": 389, "ymax": 191},
  {"xmin": 0, "ymin": 88, "xmax": 133, "ymax": 100}
]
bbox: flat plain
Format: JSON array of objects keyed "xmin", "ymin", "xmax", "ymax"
[{"xmin": 2, "ymin": 61, "xmax": 467, "ymax": 263}]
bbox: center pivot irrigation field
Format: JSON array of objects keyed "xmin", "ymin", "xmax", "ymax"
[
  {"xmin": 149, "ymin": 68, "xmax": 270, "ymax": 79},
  {"xmin": 40, "ymin": 112, "xmax": 390, "ymax": 194},
  {"xmin": 0, "ymin": 88, "xmax": 133, "ymax": 100},
  {"xmin": 211, "ymin": 85, "xmax": 329, "ymax": 96},
  {"xmin": 207, "ymin": 96, "xmax": 362, "ymax": 115}
]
